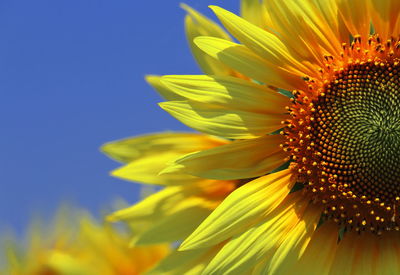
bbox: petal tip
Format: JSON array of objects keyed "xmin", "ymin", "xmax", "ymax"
[
  {"xmin": 145, "ymin": 74, "xmax": 160, "ymax": 83},
  {"xmin": 158, "ymin": 163, "xmax": 182, "ymax": 175},
  {"xmin": 106, "ymin": 213, "xmax": 118, "ymax": 222},
  {"xmin": 178, "ymin": 239, "xmax": 194, "ymax": 251},
  {"xmin": 180, "ymin": 2, "xmax": 190, "ymax": 11}
]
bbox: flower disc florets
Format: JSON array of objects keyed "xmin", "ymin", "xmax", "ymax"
[{"xmin": 283, "ymin": 35, "xmax": 400, "ymax": 234}]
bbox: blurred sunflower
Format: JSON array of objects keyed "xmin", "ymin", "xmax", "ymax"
[
  {"xmin": 105, "ymin": 0, "xmax": 400, "ymax": 274},
  {"xmin": 1, "ymin": 208, "xmax": 168, "ymax": 275}
]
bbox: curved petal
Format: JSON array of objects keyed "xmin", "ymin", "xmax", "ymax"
[
  {"xmin": 265, "ymin": 203, "xmax": 323, "ymax": 274},
  {"xmin": 262, "ymin": 0, "xmax": 345, "ymax": 61},
  {"xmin": 163, "ymin": 134, "xmax": 288, "ymax": 180},
  {"xmin": 146, "ymin": 75, "xmax": 185, "ymax": 101},
  {"xmin": 102, "ymin": 132, "xmax": 224, "ymax": 163},
  {"xmin": 147, "ymin": 245, "xmax": 222, "ymax": 275},
  {"xmin": 180, "ymin": 169, "xmax": 295, "ymax": 250},
  {"xmin": 160, "ymin": 101, "xmax": 287, "ymax": 139},
  {"xmin": 210, "ymin": 5, "xmax": 312, "ymax": 76},
  {"xmin": 240, "ymin": 0, "xmax": 268, "ymax": 28},
  {"xmin": 108, "ymin": 180, "xmax": 235, "ymax": 222},
  {"xmin": 194, "ymin": 36, "xmax": 306, "ymax": 91},
  {"xmin": 107, "ymin": 186, "xmax": 196, "ymax": 222},
  {"xmin": 135, "ymin": 198, "xmax": 215, "ymax": 245},
  {"xmin": 160, "ymin": 75, "xmax": 290, "ymax": 114},
  {"xmin": 101, "ymin": 132, "xmax": 227, "ymax": 185},
  {"xmin": 181, "ymin": 4, "xmax": 234, "ymax": 76},
  {"xmin": 202, "ymin": 192, "xmax": 308, "ymax": 275}
]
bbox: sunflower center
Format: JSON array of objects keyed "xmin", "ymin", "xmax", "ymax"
[
  {"xmin": 313, "ymin": 61, "xmax": 400, "ymax": 204},
  {"xmin": 284, "ymin": 46, "xmax": 400, "ymax": 233}
]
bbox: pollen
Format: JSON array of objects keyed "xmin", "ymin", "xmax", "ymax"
[{"xmin": 283, "ymin": 35, "xmax": 400, "ymax": 233}]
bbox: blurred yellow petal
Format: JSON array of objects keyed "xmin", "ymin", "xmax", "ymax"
[
  {"xmin": 181, "ymin": 4, "xmax": 233, "ymax": 76},
  {"xmin": 180, "ymin": 169, "xmax": 295, "ymax": 250},
  {"xmin": 148, "ymin": 245, "xmax": 222, "ymax": 275},
  {"xmin": 2, "ymin": 208, "xmax": 169, "ymax": 275},
  {"xmin": 160, "ymin": 101, "xmax": 287, "ymax": 139},
  {"xmin": 164, "ymin": 134, "xmax": 288, "ymax": 180},
  {"xmin": 47, "ymin": 252, "xmax": 96, "ymax": 275},
  {"xmin": 135, "ymin": 197, "xmax": 215, "ymax": 245},
  {"xmin": 160, "ymin": 75, "xmax": 290, "ymax": 114}
]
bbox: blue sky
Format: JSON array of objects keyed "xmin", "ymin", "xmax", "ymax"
[{"xmin": 0, "ymin": 1, "xmax": 239, "ymax": 233}]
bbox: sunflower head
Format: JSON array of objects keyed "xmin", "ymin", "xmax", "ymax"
[{"xmin": 284, "ymin": 33, "xmax": 400, "ymax": 234}]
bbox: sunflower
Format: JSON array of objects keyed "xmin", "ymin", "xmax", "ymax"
[
  {"xmin": 104, "ymin": 0, "xmax": 400, "ymax": 273},
  {"xmin": 1, "ymin": 208, "xmax": 168, "ymax": 275}
]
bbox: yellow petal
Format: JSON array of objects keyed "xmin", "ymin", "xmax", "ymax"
[
  {"xmin": 330, "ymin": 231, "xmax": 400, "ymax": 275},
  {"xmin": 266, "ymin": 203, "xmax": 322, "ymax": 274},
  {"xmin": 180, "ymin": 169, "xmax": 295, "ymax": 250},
  {"xmin": 202, "ymin": 192, "xmax": 307, "ymax": 274},
  {"xmin": 240, "ymin": 0, "xmax": 268, "ymax": 28},
  {"xmin": 145, "ymin": 75, "xmax": 184, "ymax": 101},
  {"xmin": 47, "ymin": 251, "xmax": 96, "ymax": 275},
  {"xmin": 102, "ymin": 132, "xmax": 226, "ymax": 185},
  {"xmin": 164, "ymin": 135, "xmax": 287, "ymax": 180},
  {"xmin": 377, "ymin": 232, "xmax": 400, "ymax": 274},
  {"xmin": 160, "ymin": 75, "xmax": 289, "ymax": 114},
  {"xmin": 289, "ymin": 222, "xmax": 339, "ymax": 275},
  {"xmin": 107, "ymin": 186, "xmax": 198, "ymax": 222},
  {"xmin": 336, "ymin": 0, "xmax": 370, "ymax": 38},
  {"xmin": 370, "ymin": 0, "xmax": 400, "ymax": 39},
  {"xmin": 263, "ymin": 0, "xmax": 344, "ymax": 62},
  {"xmin": 110, "ymin": 157, "xmax": 200, "ymax": 186},
  {"xmin": 181, "ymin": 4, "xmax": 233, "ymax": 76},
  {"xmin": 329, "ymin": 232, "xmax": 366, "ymax": 275},
  {"xmin": 102, "ymin": 132, "xmax": 223, "ymax": 163},
  {"xmin": 209, "ymin": 5, "xmax": 310, "ymax": 76},
  {"xmin": 136, "ymin": 197, "xmax": 215, "ymax": 245},
  {"xmin": 312, "ymin": 0, "xmax": 350, "ymax": 44},
  {"xmin": 160, "ymin": 101, "xmax": 287, "ymax": 139},
  {"xmin": 108, "ymin": 179, "xmax": 233, "ymax": 223},
  {"xmin": 194, "ymin": 36, "xmax": 305, "ymax": 91},
  {"xmin": 147, "ymin": 245, "xmax": 222, "ymax": 275}
]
